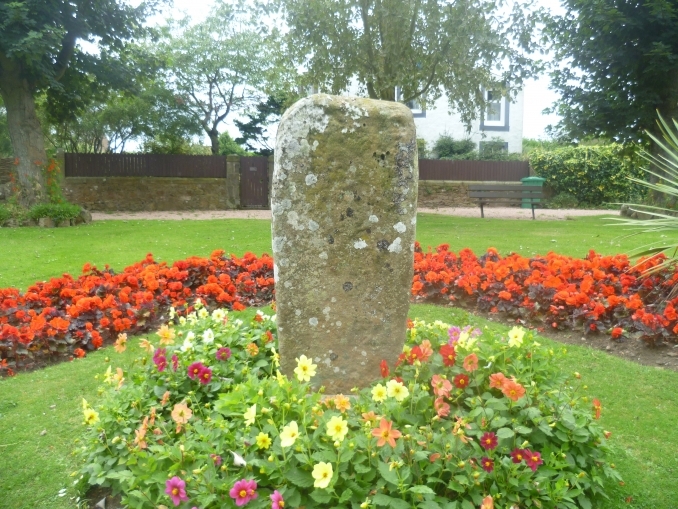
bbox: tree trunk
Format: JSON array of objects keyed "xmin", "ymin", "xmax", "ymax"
[
  {"xmin": 208, "ymin": 129, "xmax": 220, "ymax": 155},
  {"xmin": 0, "ymin": 61, "xmax": 46, "ymax": 207}
]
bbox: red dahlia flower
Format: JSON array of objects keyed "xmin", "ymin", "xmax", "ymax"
[
  {"xmin": 479, "ymin": 432, "xmax": 498, "ymax": 450},
  {"xmin": 453, "ymin": 374, "xmax": 469, "ymax": 389}
]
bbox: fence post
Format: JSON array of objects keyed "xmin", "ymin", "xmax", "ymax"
[
  {"xmin": 268, "ymin": 155, "xmax": 274, "ymax": 208},
  {"xmin": 226, "ymin": 154, "xmax": 241, "ymax": 209}
]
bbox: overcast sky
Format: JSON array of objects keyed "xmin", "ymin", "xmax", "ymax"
[{"xmin": 158, "ymin": 0, "xmax": 563, "ymax": 140}]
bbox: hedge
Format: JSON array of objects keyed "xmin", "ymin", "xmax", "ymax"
[{"xmin": 528, "ymin": 144, "xmax": 646, "ymax": 206}]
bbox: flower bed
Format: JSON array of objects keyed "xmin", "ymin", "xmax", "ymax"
[
  {"xmin": 78, "ymin": 306, "xmax": 619, "ymax": 509},
  {"xmin": 0, "ymin": 251, "xmax": 274, "ymax": 374},
  {"xmin": 411, "ymin": 244, "xmax": 678, "ymax": 345},
  {"xmin": 3, "ymin": 244, "xmax": 678, "ymax": 375}
]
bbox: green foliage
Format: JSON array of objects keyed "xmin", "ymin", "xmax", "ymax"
[
  {"xmin": 611, "ymin": 114, "xmax": 678, "ymax": 278},
  {"xmin": 158, "ymin": 2, "xmax": 279, "ymax": 154},
  {"xmin": 522, "ymin": 138, "xmax": 569, "ymax": 155},
  {"xmin": 546, "ymin": 192, "xmax": 579, "ymax": 209},
  {"xmin": 416, "ymin": 138, "xmax": 428, "ymax": 158},
  {"xmin": 79, "ymin": 310, "xmax": 619, "ymax": 509},
  {"xmin": 432, "ymin": 134, "xmax": 475, "ymax": 159},
  {"xmin": 275, "ymin": 0, "xmax": 540, "ymax": 125},
  {"xmin": 234, "ymin": 94, "xmax": 289, "ymax": 156},
  {"xmin": 543, "ymin": 0, "xmax": 678, "ymax": 144},
  {"xmin": 218, "ymin": 132, "xmax": 254, "ymax": 156},
  {"xmin": 28, "ymin": 202, "xmax": 81, "ymax": 222},
  {"xmin": 528, "ymin": 144, "xmax": 646, "ymax": 206},
  {"xmin": 0, "ymin": 203, "xmax": 10, "ymax": 224},
  {"xmin": 0, "ymin": 98, "xmax": 11, "ymax": 157}
]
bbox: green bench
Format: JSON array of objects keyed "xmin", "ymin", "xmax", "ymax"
[{"xmin": 468, "ymin": 184, "xmax": 543, "ymax": 220}]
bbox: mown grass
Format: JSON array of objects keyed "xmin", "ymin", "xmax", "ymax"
[
  {"xmin": 1, "ymin": 215, "xmax": 677, "ymax": 508},
  {"xmin": 2, "ymin": 213, "xmax": 676, "ymax": 290}
]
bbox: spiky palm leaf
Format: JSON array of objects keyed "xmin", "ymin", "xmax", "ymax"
[{"xmin": 609, "ymin": 113, "xmax": 678, "ymax": 289}]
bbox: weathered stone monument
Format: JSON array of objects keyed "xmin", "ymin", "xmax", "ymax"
[{"xmin": 272, "ymin": 94, "xmax": 418, "ymax": 394}]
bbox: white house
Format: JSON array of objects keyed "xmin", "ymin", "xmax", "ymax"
[
  {"xmin": 289, "ymin": 84, "xmax": 524, "ymax": 156},
  {"xmin": 398, "ymin": 88, "xmax": 525, "ymax": 155}
]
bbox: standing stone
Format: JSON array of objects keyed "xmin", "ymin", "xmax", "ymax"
[{"xmin": 272, "ymin": 94, "xmax": 418, "ymax": 394}]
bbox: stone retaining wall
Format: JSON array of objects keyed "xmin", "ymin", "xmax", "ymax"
[
  {"xmin": 62, "ymin": 176, "xmax": 238, "ymax": 211},
  {"xmin": 418, "ymin": 180, "xmax": 525, "ymax": 208}
]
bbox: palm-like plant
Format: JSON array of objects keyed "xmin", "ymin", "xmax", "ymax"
[{"xmin": 611, "ymin": 113, "xmax": 678, "ymax": 281}]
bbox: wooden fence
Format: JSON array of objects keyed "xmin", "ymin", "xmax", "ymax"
[
  {"xmin": 64, "ymin": 153, "xmax": 227, "ymax": 178},
  {"xmin": 2, "ymin": 155, "xmax": 530, "ymax": 182},
  {"xmin": 418, "ymin": 159, "xmax": 530, "ymax": 181}
]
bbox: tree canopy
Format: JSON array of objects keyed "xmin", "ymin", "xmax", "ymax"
[
  {"xmin": 0, "ymin": 0, "xmax": 160, "ymax": 205},
  {"xmin": 544, "ymin": 0, "xmax": 678, "ymax": 144},
  {"xmin": 156, "ymin": 2, "xmax": 280, "ymax": 155},
  {"xmin": 271, "ymin": 0, "xmax": 539, "ymax": 125}
]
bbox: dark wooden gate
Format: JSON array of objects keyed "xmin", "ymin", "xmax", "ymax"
[{"xmin": 240, "ymin": 156, "xmax": 269, "ymax": 208}]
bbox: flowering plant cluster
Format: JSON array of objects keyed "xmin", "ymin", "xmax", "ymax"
[
  {"xmin": 412, "ymin": 243, "xmax": 678, "ymax": 345},
  {"xmin": 78, "ymin": 309, "xmax": 619, "ymax": 509},
  {"xmin": 0, "ymin": 250, "xmax": 273, "ymax": 373}
]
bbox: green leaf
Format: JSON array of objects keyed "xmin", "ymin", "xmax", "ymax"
[
  {"xmin": 419, "ymin": 501, "xmax": 442, "ymax": 509},
  {"xmin": 353, "ymin": 462, "xmax": 372, "ymax": 474},
  {"xmin": 577, "ymin": 495, "xmax": 592, "ymax": 509},
  {"xmin": 282, "ymin": 487, "xmax": 301, "ymax": 508},
  {"xmin": 496, "ymin": 427, "xmax": 514, "ymax": 439},
  {"xmin": 373, "ymin": 494, "xmax": 410, "ymax": 509},
  {"xmin": 409, "ymin": 485, "xmax": 436, "ymax": 495},
  {"xmin": 461, "ymin": 500, "xmax": 475, "ymax": 509},
  {"xmin": 309, "ymin": 489, "xmax": 332, "ymax": 504},
  {"xmin": 515, "ymin": 425, "xmax": 532, "ymax": 435},
  {"xmin": 377, "ymin": 461, "xmax": 400, "ymax": 486},
  {"xmin": 311, "ymin": 449, "xmax": 337, "ymax": 463},
  {"xmin": 285, "ymin": 467, "xmax": 315, "ymax": 488},
  {"xmin": 339, "ymin": 488, "xmax": 353, "ymax": 504}
]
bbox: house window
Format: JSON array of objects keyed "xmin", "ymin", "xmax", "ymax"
[
  {"xmin": 396, "ymin": 87, "xmax": 426, "ymax": 118},
  {"xmin": 480, "ymin": 89, "xmax": 509, "ymax": 131},
  {"xmin": 298, "ymin": 84, "xmax": 319, "ymax": 96}
]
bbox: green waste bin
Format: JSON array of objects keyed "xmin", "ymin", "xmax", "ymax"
[{"xmin": 520, "ymin": 176, "xmax": 545, "ymax": 208}]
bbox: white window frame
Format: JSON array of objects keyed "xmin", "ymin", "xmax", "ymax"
[
  {"xmin": 395, "ymin": 87, "xmax": 425, "ymax": 117},
  {"xmin": 483, "ymin": 90, "xmax": 506, "ymax": 127}
]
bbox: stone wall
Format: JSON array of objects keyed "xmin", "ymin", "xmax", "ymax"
[
  {"xmin": 62, "ymin": 177, "xmax": 238, "ymax": 211},
  {"xmin": 418, "ymin": 181, "xmax": 478, "ymax": 208}
]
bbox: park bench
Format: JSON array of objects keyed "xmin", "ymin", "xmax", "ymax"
[{"xmin": 468, "ymin": 184, "xmax": 544, "ymax": 220}]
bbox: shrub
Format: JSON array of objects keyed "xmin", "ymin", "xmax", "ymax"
[
  {"xmin": 0, "ymin": 204, "xmax": 10, "ymax": 225},
  {"xmin": 416, "ymin": 138, "xmax": 428, "ymax": 158},
  {"xmin": 432, "ymin": 133, "xmax": 476, "ymax": 159},
  {"xmin": 546, "ymin": 192, "xmax": 579, "ymax": 209},
  {"xmin": 528, "ymin": 144, "xmax": 646, "ymax": 206},
  {"xmin": 78, "ymin": 309, "xmax": 619, "ymax": 509},
  {"xmin": 28, "ymin": 202, "xmax": 81, "ymax": 222}
]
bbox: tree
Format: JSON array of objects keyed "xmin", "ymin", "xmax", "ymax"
[
  {"xmin": 0, "ymin": 0, "xmax": 159, "ymax": 206},
  {"xmin": 544, "ymin": 0, "xmax": 678, "ymax": 146},
  {"xmin": 0, "ymin": 98, "xmax": 11, "ymax": 157},
  {"xmin": 271, "ymin": 0, "xmax": 539, "ymax": 124},
  {"xmin": 42, "ymin": 81, "xmax": 202, "ymax": 154},
  {"xmin": 159, "ymin": 2, "xmax": 277, "ymax": 155},
  {"xmin": 234, "ymin": 93, "xmax": 288, "ymax": 156},
  {"xmin": 219, "ymin": 131, "xmax": 254, "ymax": 156}
]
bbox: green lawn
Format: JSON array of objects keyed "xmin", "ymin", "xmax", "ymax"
[
  {"xmin": 1, "ymin": 215, "xmax": 677, "ymax": 508},
  {"xmin": 1, "ymin": 213, "xmax": 673, "ymax": 290}
]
